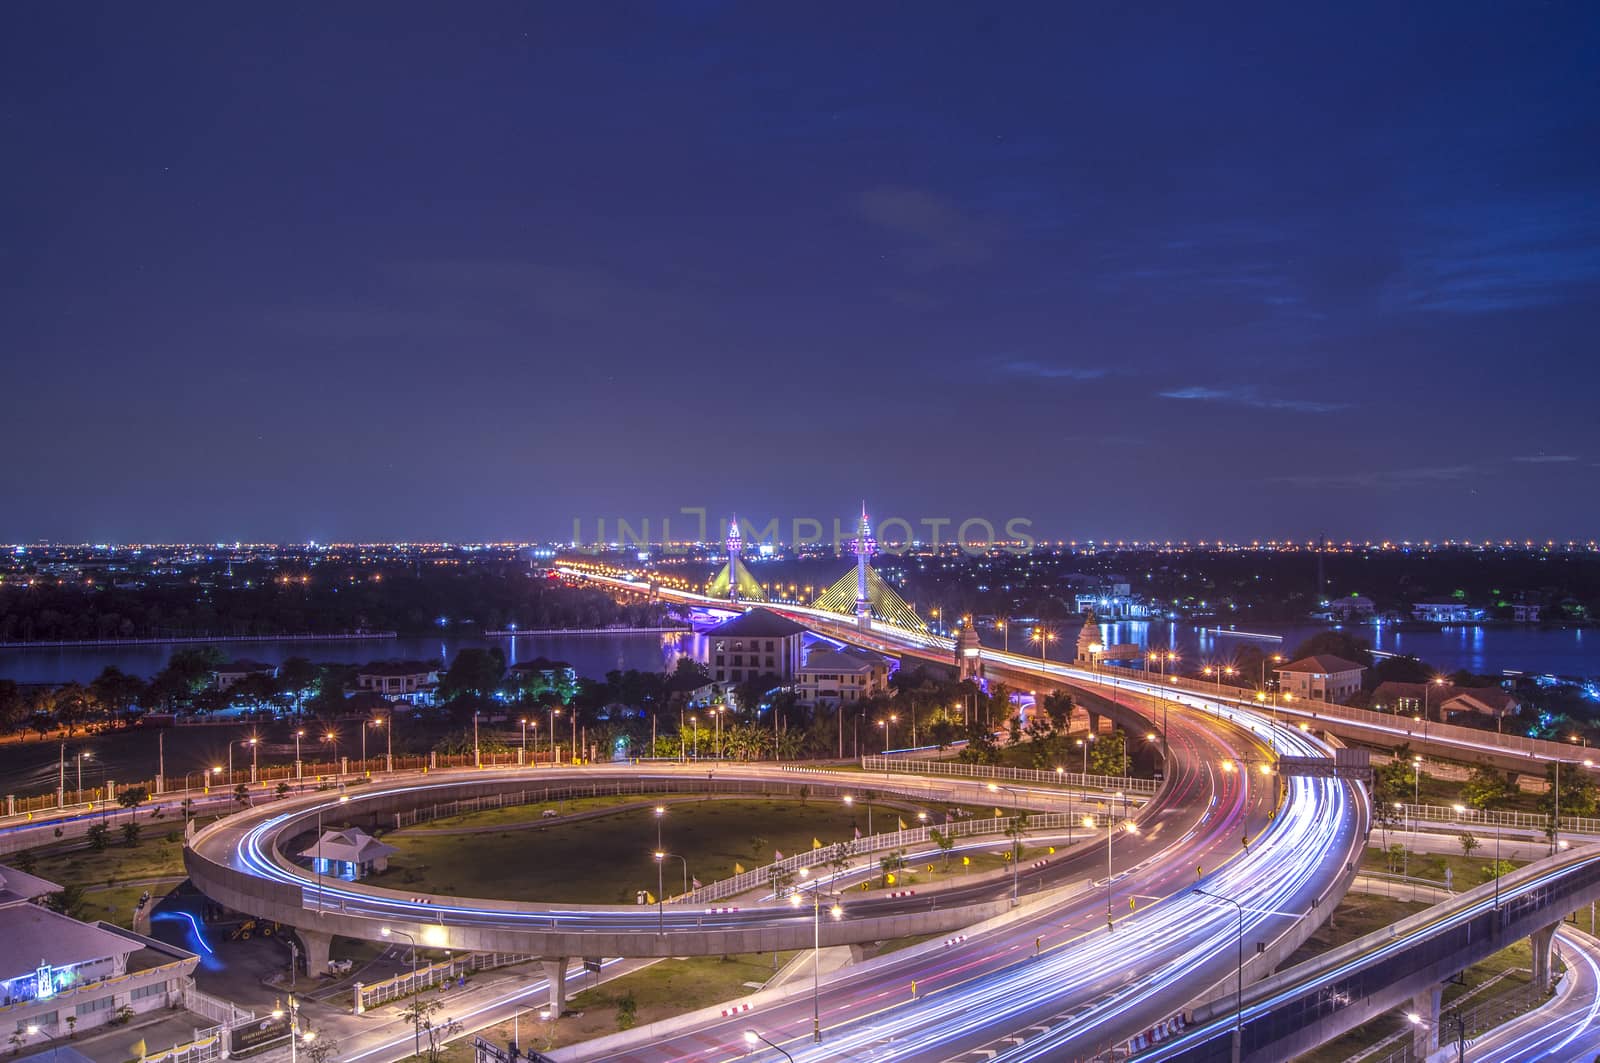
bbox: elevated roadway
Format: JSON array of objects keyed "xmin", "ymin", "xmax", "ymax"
[{"xmin": 1146, "ymin": 844, "xmax": 1600, "ymax": 1061}]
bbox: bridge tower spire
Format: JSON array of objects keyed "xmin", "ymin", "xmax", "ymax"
[
  {"xmin": 854, "ymin": 502, "xmax": 873, "ymax": 628},
  {"xmin": 726, "ymin": 516, "xmax": 743, "ymax": 604}
]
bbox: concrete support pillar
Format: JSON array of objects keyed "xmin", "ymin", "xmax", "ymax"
[
  {"xmin": 1532, "ymin": 921, "xmax": 1560, "ymax": 990},
  {"xmin": 296, "ymin": 928, "xmax": 333, "ymax": 977},
  {"xmin": 1409, "ymin": 985, "xmax": 1441, "ymax": 1059},
  {"xmin": 542, "ymin": 958, "xmax": 569, "ymax": 1015},
  {"xmin": 847, "ymin": 942, "xmax": 881, "ymax": 963},
  {"xmin": 1087, "ymin": 711, "xmax": 1101, "ymax": 737}
]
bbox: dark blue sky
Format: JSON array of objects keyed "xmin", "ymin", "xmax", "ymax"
[{"xmin": 3, "ymin": 2, "xmax": 1597, "ymax": 543}]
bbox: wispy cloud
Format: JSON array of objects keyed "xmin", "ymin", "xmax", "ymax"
[
  {"xmin": 1159, "ymin": 385, "xmax": 1348, "ymax": 414},
  {"xmin": 1001, "ymin": 360, "xmax": 1108, "ymax": 381},
  {"xmin": 1383, "ymin": 195, "xmax": 1600, "ymax": 314},
  {"xmin": 1511, "ymin": 454, "xmax": 1579, "ymax": 463},
  {"xmin": 1273, "ymin": 465, "xmax": 1480, "ymax": 489},
  {"xmin": 857, "ymin": 185, "xmax": 994, "ymax": 270}
]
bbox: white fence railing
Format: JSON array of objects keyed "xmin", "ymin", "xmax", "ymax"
[
  {"xmin": 356, "ymin": 952, "xmax": 533, "ymax": 1012},
  {"xmin": 181, "ymin": 986, "xmax": 253, "ymax": 1027},
  {"xmin": 1394, "ymin": 801, "xmax": 1600, "ymax": 836},
  {"xmin": 859, "ymin": 755, "xmax": 1161, "ymax": 795},
  {"xmin": 683, "ymin": 809, "xmax": 1114, "ymax": 903}
]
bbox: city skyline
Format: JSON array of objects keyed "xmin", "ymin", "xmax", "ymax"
[{"xmin": 3, "ymin": 3, "xmax": 1597, "ymax": 541}]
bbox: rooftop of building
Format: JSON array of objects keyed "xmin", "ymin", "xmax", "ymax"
[
  {"xmin": 1277, "ymin": 654, "xmax": 1368, "ymax": 675},
  {"xmin": 799, "ymin": 645, "xmax": 883, "ymax": 674},
  {"xmin": 0, "ymin": 865, "xmax": 62, "ymax": 908},
  {"xmin": 703, "ymin": 608, "xmax": 809, "ymax": 639},
  {"xmin": 356, "ymin": 660, "xmax": 439, "ymax": 676}
]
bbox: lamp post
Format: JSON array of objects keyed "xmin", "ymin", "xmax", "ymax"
[
  {"xmin": 377, "ymin": 715, "xmax": 392, "ymax": 773},
  {"xmin": 1088, "ymin": 812, "xmax": 1137, "ymax": 931},
  {"xmin": 75, "ymin": 750, "xmax": 91, "ymax": 795},
  {"xmin": 1031, "ymin": 626, "xmax": 1054, "ymax": 664},
  {"xmin": 270, "ymin": 997, "xmax": 315, "ymax": 1063},
  {"xmin": 997, "ymin": 619, "xmax": 1008, "ymax": 653},
  {"xmin": 473, "ymin": 710, "xmax": 481, "ymax": 768},
  {"xmin": 653, "ymin": 850, "xmax": 665, "ymax": 934},
  {"xmin": 1076, "ymin": 735, "xmax": 1094, "ymax": 774},
  {"xmin": 878, "ymin": 715, "xmax": 896, "ymax": 752},
  {"xmin": 294, "ymin": 729, "xmax": 304, "ymax": 780},
  {"xmin": 380, "ymin": 927, "xmax": 421, "ymax": 1055},
  {"xmin": 793, "ymin": 868, "xmax": 842, "ymax": 1044},
  {"xmin": 1193, "ymin": 887, "xmax": 1245, "ymax": 1063},
  {"xmin": 988, "ymin": 783, "xmax": 1024, "ymax": 903},
  {"xmin": 654, "ymin": 805, "xmax": 666, "ymax": 850},
  {"xmin": 322, "ymin": 730, "xmax": 338, "ymax": 774},
  {"xmin": 520, "ymin": 718, "xmax": 528, "ymax": 764},
  {"xmin": 690, "ymin": 715, "xmax": 698, "ymax": 759},
  {"xmin": 743, "ymin": 1029, "xmax": 795, "ymax": 1063},
  {"xmin": 659, "ymin": 851, "xmax": 688, "ymax": 895},
  {"xmin": 550, "ymin": 706, "xmax": 561, "ymax": 765}
]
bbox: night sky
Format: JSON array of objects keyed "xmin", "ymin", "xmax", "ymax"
[{"xmin": 3, "ymin": 3, "xmax": 1597, "ymax": 544}]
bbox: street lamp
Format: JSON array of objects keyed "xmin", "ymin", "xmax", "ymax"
[
  {"xmin": 878, "ymin": 714, "xmax": 897, "ymax": 752},
  {"xmin": 1088, "ymin": 813, "xmax": 1138, "ymax": 931},
  {"xmin": 793, "ymin": 868, "xmax": 842, "ymax": 1044},
  {"xmin": 380, "ymin": 927, "xmax": 421, "ymax": 1056},
  {"xmin": 270, "ymin": 997, "xmax": 314, "ymax": 1063},
  {"xmin": 1031, "ymin": 626, "xmax": 1055, "ymax": 663},
  {"xmin": 375, "ymin": 715, "xmax": 392, "ymax": 773},
  {"xmin": 653, "ymin": 850, "xmax": 665, "ymax": 934},
  {"xmin": 659, "ymin": 851, "xmax": 689, "ymax": 895},
  {"xmin": 1193, "ymin": 887, "xmax": 1245, "ymax": 1063},
  {"xmin": 322, "ymin": 730, "xmax": 339, "ymax": 772},
  {"xmin": 988, "ymin": 783, "xmax": 1025, "ymax": 903},
  {"xmin": 294, "ymin": 729, "xmax": 304, "ymax": 780},
  {"xmin": 996, "ymin": 618, "xmax": 1008, "ymax": 653},
  {"xmin": 743, "ymin": 1029, "xmax": 796, "ymax": 1063},
  {"xmin": 520, "ymin": 718, "xmax": 529, "ymax": 763},
  {"xmin": 1076, "ymin": 734, "xmax": 1094, "ymax": 774},
  {"xmin": 654, "ymin": 804, "xmax": 666, "ymax": 851}
]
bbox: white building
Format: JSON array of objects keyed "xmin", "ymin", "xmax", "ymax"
[
  {"xmin": 0, "ymin": 865, "xmax": 199, "ymax": 1044},
  {"xmin": 299, "ymin": 828, "xmax": 398, "ymax": 881},
  {"xmin": 1410, "ymin": 602, "xmax": 1487, "ymax": 623},
  {"xmin": 355, "ymin": 661, "xmax": 439, "ymax": 701},
  {"xmin": 1327, "ymin": 596, "xmax": 1376, "ymax": 622}
]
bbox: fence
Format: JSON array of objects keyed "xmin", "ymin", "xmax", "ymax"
[
  {"xmin": 859, "ymin": 755, "xmax": 1161, "ymax": 795},
  {"xmin": 182, "ymin": 986, "xmax": 254, "ymax": 1027},
  {"xmin": 685, "ymin": 809, "xmax": 1114, "ymax": 903},
  {"xmin": 356, "ymin": 952, "xmax": 534, "ymax": 1011},
  {"xmin": 142, "ymin": 1028, "xmax": 225, "ymax": 1063},
  {"xmin": 1395, "ymin": 801, "xmax": 1600, "ymax": 836},
  {"xmin": 389, "ymin": 774, "xmax": 1004, "ymax": 831}
]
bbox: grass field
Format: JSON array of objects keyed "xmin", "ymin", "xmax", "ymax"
[
  {"xmin": 408, "ymin": 952, "xmax": 800, "ymax": 1062},
  {"xmin": 371, "ymin": 798, "xmax": 904, "ymax": 903},
  {"xmin": 1359, "ymin": 844, "xmax": 1529, "ymax": 889}
]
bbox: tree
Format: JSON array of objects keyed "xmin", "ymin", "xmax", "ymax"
[
  {"xmin": 90, "ymin": 667, "xmax": 147, "ymax": 718},
  {"xmin": 1005, "ymin": 813, "xmax": 1030, "ymax": 862},
  {"xmin": 1288, "ymin": 631, "xmax": 1373, "ymax": 670},
  {"xmin": 399, "ymin": 998, "xmax": 458, "ymax": 1063},
  {"xmin": 121, "ymin": 821, "xmax": 142, "ymax": 847},
  {"xmin": 1087, "ymin": 731, "xmax": 1128, "ymax": 777},
  {"xmin": 1458, "ymin": 831, "xmax": 1480, "ymax": 857},
  {"xmin": 929, "ymin": 828, "xmax": 956, "ymax": 870},
  {"xmin": 305, "ymin": 1033, "xmax": 340, "ymax": 1063},
  {"xmin": 1539, "ymin": 761, "xmax": 1598, "ymax": 826},
  {"xmin": 615, "ymin": 991, "xmax": 638, "ymax": 1031},
  {"xmin": 86, "ymin": 822, "xmax": 110, "ymax": 851},
  {"xmin": 47, "ymin": 884, "xmax": 90, "ymax": 920},
  {"xmin": 1486, "ymin": 859, "xmax": 1516, "ymax": 881},
  {"xmin": 276, "ymin": 782, "xmax": 291, "ymax": 800},
  {"xmin": 117, "ymin": 786, "xmax": 149, "ymax": 813},
  {"xmin": 0, "ymin": 679, "xmax": 25, "ymax": 733},
  {"xmin": 1462, "ymin": 765, "xmax": 1514, "ymax": 810},
  {"xmin": 1386, "ymin": 843, "xmax": 1406, "ymax": 874},
  {"xmin": 878, "ymin": 848, "xmax": 907, "ymax": 888},
  {"xmin": 438, "ymin": 648, "xmax": 507, "ymax": 702},
  {"xmin": 233, "ymin": 784, "xmax": 250, "ymax": 806}
]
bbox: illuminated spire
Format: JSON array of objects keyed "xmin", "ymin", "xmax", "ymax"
[
  {"xmin": 855, "ymin": 502, "xmax": 872, "ymax": 621},
  {"xmin": 726, "ymin": 516, "xmax": 742, "ymax": 602}
]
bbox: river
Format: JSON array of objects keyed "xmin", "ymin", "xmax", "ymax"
[{"xmin": 1067, "ymin": 620, "xmax": 1597, "ymax": 679}]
